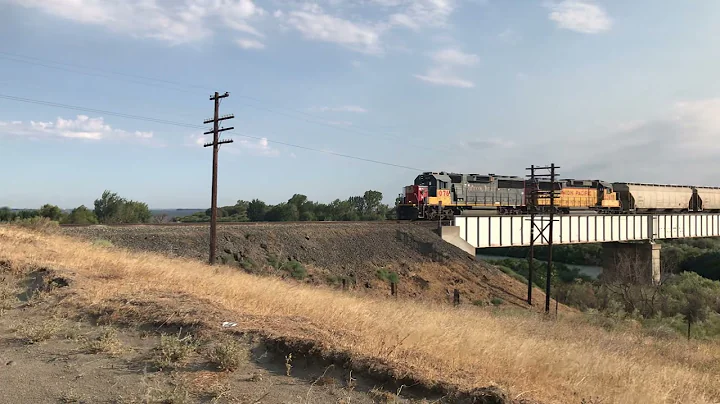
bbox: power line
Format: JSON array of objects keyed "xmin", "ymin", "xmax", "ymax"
[
  {"xmin": 0, "ymin": 50, "xmax": 456, "ymax": 153},
  {"xmin": 0, "ymin": 93, "xmax": 424, "ymax": 171}
]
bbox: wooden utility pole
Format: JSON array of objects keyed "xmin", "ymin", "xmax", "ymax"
[
  {"xmin": 204, "ymin": 92, "xmax": 234, "ymax": 265},
  {"xmin": 545, "ymin": 163, "xmax": 557, "ymax": 313}
]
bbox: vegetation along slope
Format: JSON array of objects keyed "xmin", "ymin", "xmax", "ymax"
[{"xmin": 2, "ymin": 225, "xmax": 720, "ymax": 403}]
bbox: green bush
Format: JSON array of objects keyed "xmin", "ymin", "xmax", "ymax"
[
  {"xmin": 491, "ymin": 297, "xmax": 504, "ymax": 306},
  {"xmin": 281, "ymin": 260, "xmax": 307, "ymax": 280}
]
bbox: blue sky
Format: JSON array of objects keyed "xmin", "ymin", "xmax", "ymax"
[{"xmin": 1, "ymin": 0, "xmax": 719, "ymax": 209}]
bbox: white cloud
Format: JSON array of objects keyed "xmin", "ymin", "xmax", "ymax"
[
  {"xmin": 8, "ymin": 0, "xmax": 266, "ymax": 44},
  {"xmin": 555, "ymin": 98, "xmax": 720, "ymax": 184},
  {"xmin": 235, "ymin": 38, "xmax": 266, "ymax": 49},
  {"xmin": 414, "ymin": 69, "xmax": 474, "ymax": 88},
  {"xmin": 378, "ymin": 0, "xmax": 456, "ymax": 30},
  {"xmin": 274, "ymin": 4, "xmax": 384, "ymax": 54},
  {"xmin": 431, "ymin": 48, "xmax": 479, "ymax": 66},
  {"xmin": 0, "ymin": 115, "xmax": 154, "ymax": 142},
  {"xmin": 186, "ymin": 133, "xmax": 278, "ymax": 156},
  {"xmin": 308, "ymin": 105, "xmax": 368, "ymax": 113},
  {"xmin": 228, "ymin": 137, "xmax": 279, "ymax": 156},
  {"xmin": 414, "ymin": 48, "xmax": 479, "ymax": 88},
  {"xmin": 547, "ymin": 0, "xmax": 612, "ymax": 34}
]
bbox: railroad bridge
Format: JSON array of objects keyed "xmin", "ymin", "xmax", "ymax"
[{"xmin": 442, "ymin": 213, "xmax": 720, "ymax": 284}]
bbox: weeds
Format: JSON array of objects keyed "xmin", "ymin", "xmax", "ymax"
[
  {"xmin": 153, "ymin": 333, "xmax": 198, "ymax": 370},
  {"xmin": 206, "ymin": 338, "xmax": 248, "ymax": 371},
  {"xmin": 281, "ymin": 261, "xmax": 307, "ymax": 280},
  {"xmin": 376, "ymin": 268, "xmax": 399, "ymax": 284},
  {"xmin": 92, "ymin": 239, "xmax": 114, "ymax": 248},
  {"xmin": 10, "ymin": 217, "xmax": 59, "ymax": 233},
  {"xmin": 285, "ymin": 353, "xmax": 293, "ymax": 376},
  {"xmin": 0, "ymin": 282, "xmax": 17, "ymax": 316},
  {"xmin": 491, "ymin": 298, "xmax": 504, "ymax": 306},
  {"xmin": 83, "ymin": 327, "xmax": 123, "ymax": 356},
  {"xmin": 14, "ymin": 317, "xmax": 63, "ymax": 344}
]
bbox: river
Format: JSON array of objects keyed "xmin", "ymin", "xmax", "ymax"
[{"xmin": 475, "ymin": 254, "xmax": 603, "ymax": 279}]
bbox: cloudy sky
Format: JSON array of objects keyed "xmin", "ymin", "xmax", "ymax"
[{"xmin": 1, "ymin": 0, "xmax": 719, "ymax": 208}]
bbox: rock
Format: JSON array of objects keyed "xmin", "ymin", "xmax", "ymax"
[{"xmin": 6, "ymin": 361, "xmax": 15, "ymax": 366}]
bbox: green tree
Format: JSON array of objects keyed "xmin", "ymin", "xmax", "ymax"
[
  {"xmin": 362, "ymin": 190, "xmax": 383, "ymax": 215},
  {"xmin": 62, "ymin": 205, "xmax": 98, "ymax": 225},
  {"xmin": 39, "ymin": 204, "xmax": 63, "ymax": 221},
  {"xmin": 94, "ymin": 190, "xmax": 124, "ymax": 223},
  {"xmin": 93, "ymin": 191, "xmax": 151, "ymax": 224},
  {"xmin": 0, "ymin": 207, "xmax": 17, "ymax": 222},
  {"xmin": 247, "ymin": 199, "xmax": 268, "ymax": 222},
  {"xmin": 265, "ymin": 203, "xmax": 299, "ymax": 222}
]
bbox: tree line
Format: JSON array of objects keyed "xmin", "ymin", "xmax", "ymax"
[
  {"xmin": 0, "ymin": 189, "xmax": 395, "ymax": 225},
  {"xmin": 0, "ymin": 190, "xmax": 151, "ymax": 225},
  {"xmin": 177, "ymin": 190, "xmax": 395, "ymax": 223}
]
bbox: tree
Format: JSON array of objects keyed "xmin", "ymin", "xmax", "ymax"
[
  {"xmin": 663, "ymin": 272, "xmax": 717, "ymax": 339},
  {"xmin": 247, "ymin": 199, "xmax": 268, "ymax": 222},
  {"xmin": 39, "ymin": 204, "xmax": 63, "ymax": 221},
  {"xmin": 93, "ymin": 190, "xmax": 151, "ymax": 224},
  {"xmin": 94, "ymin": 190, "xmax": 124, "ymax": 223},
  {"xmin": 0, "ymin": 207, "xmax": 16, "ymax": 222},
  {"xmin": 62, "ymin": 205, "xmax": 98, "ymax": 225},
  {"xmin": 362, "ymin": 190, "xmax": 383, "ymax": 215},
  {"xmin": 265, "ymin": 203, "xmax": 299, "ymax": 222}
]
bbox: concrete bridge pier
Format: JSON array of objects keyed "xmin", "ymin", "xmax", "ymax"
[{"xmin": 602, "ymin": 241, "xmax": 661, "ymax": 285}]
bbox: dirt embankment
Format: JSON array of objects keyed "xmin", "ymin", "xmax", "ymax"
[{"xmin": 61, "ymin": 223, "xmax": 553, "ymax": 311}]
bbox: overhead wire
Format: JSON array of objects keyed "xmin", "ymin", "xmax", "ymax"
[
  {"xmin": 0, "ymin": 93, "xmax": 424, "ymax": 171},
  {"xmin": 0, "ymin": 50, "xmax": 457, "ymax": 153}
]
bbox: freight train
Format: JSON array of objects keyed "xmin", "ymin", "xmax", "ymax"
[{"xmin": 396, "ymin": 171, "xmax": 720, "ymax": 220}]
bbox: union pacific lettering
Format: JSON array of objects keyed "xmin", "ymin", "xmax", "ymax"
[{"xmin": 561, "ymin": 188, "xmax": 596, "ymax": 196}]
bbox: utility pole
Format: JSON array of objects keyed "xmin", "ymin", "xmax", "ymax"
[
  {"xmin": 525, "ymin": 163, "xmax": 559, "ymax": 313},
  {"xmin": 204, "ymin": 91, "xmax": 234, "ymax": 265},
  {"xmin": 545, "ymin": 163, "xmax": 557, "ymax": 313},
  {"xmin": 527, "ymin": 165, "xmax": 536, "ymax": 305}
]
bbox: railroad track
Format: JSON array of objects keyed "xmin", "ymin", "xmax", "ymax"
[{"xmin": 58, "ymin": 220, "xmax": 450, "ymax": 228}]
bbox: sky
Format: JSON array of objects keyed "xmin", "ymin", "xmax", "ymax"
[{"xmin": 1, "ymin": 0, "xmax": 719, "ymax": 209}]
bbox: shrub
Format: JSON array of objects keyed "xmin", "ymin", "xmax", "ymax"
[
  {"xmin": 281, "ymin": 260, "xmax": 307, "ymax": 280},
  {"xmin": 153, "ymin": 333, "xmax": 198, "ymax": 370},
  {"xmin": 491, "ymin": 297, "xmax": 504, "ymax": 306},
  {"xmin": 14, "ymin": 318, "xmax": 63, "ymax": 344},
  {"xmin": 376, "ymin": 268, "xmax": 399, "ymax": 284},
  {"xmin": 206, "ymin": 338, "xmax": 248, "ymax": 371},
  {"xmin": 92, "ymin": 239, "xmax": 114, "ymax": 248},
  {"xmin": 83, "ymin": 327, "xmax": 123, "ymax": 356},
  {"xmin": 11, "ymin": 217, "xmax": 59, "ymax": 233}
]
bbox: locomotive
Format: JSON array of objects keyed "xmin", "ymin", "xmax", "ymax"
[{"xmin": 396, "ymin": 171, "xmax": 720, "ymax": 220}]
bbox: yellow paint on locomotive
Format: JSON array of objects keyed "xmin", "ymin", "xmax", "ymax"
[{"xmin": 536, "ymin": 187, "xmax": 621, "ymax": 209}]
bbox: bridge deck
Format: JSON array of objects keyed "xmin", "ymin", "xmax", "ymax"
[{"xmin": 455, "ymin": 213, "xmax": 720, "ymax": 248}]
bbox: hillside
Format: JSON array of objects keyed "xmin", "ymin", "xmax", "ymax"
[
  {"xmin": 60, "ymin": 222, "xmax": 555, "ymax": 310},
  {"xmin": 2, "ymin": 226, "xmax": 720, "ymax": 403}
]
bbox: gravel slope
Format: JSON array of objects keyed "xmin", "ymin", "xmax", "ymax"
[{"xmin": 61, "ymin": 223, "xmax": 552, "ymax": 310}]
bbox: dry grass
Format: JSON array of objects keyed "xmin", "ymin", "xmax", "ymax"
[
  {"xmin": 2, "ymin": 227, "xmax": 720, "ymax": 404},
  {"xmin": 82, "ymin": 326, "xmax": 124, "ymax": 356}
]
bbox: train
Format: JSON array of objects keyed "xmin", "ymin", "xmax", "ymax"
[{"xmin": 396, "ymin": 171, "xmax": 720, "ymax": 220}]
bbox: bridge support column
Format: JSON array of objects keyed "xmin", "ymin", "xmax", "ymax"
[{"xmin": 602, "ymin": 242, "xmax": 661, "ymax": 285}]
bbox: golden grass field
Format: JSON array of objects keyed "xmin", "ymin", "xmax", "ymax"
[{"xmin": 2, "ymin": 226, "xmax": 720, "ymax": 404}]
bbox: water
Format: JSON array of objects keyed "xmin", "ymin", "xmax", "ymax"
[{"xmin": 475, "ymin": 254, "xmax": 603, "ymax": 279}]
